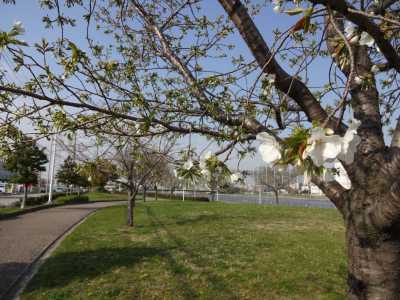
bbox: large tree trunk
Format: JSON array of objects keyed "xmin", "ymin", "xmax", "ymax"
[
  {"xmin": 341, "ymin": 185, "xmax": 400, "ymax": 299},
  {"xmin": 346, "ymin": 221, "xmax": 400, "ymax": 299},
  {"xmin": 127, "ymin": 189, "xmax": 136, "ymax": 227}
]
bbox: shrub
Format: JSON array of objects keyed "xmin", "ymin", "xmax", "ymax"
[{"xmin": 55, "ymin": 195, "xmax": 89, "ymax": 205}]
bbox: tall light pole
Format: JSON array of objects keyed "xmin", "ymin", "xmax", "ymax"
[{"xmin": 47, "ymin": 134, "xmax": 57, "ymax": 204}]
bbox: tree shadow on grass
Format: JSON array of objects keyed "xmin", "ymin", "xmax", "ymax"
[
  {"xmin": 23, "ymin": 246, "xmax": 168, "ymax": 293},
  {"xmin": 0, "ymin": 262, "xmax": 29, "ymax": 297},
  {"xmin": 145, "ymin": 206, "xmax": 238, "ymax": 300}
]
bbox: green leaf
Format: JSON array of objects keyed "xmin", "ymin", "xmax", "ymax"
[{"xmin": 284, "ymin": 8, "xmax": 304, "ymax": 16}]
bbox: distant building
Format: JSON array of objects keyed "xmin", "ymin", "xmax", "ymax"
[
  {"xmin": 0, "ymin": 161, "xmax": 14, "ymax": 193},
  {"xmin": 0, "ymin": 161, "xmax": 13, "ymax": 182}
]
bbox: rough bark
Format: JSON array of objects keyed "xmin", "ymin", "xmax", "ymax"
[
  {"xmin": 127, "ymin": 189, "xmax": 136, "ymax": 227},
  {"xmin": 345, "ymin": 196, "xmax": 400, "ymax": 299}
]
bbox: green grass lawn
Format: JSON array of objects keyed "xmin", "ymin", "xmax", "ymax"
[
  {"xmin": 85, "ymin": 192, "xmax": 128, "ymax": 201},
  {"xmin": 0, "ymin": 206, "xmax": 21, "ymax": 216},
  {"xmin": 21, "ymin": 201, "xmax": 346, "ymax": 300}
]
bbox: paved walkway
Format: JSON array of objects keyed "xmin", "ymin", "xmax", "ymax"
[{"xmin": 0, "ymin": 201, "xmax": 125, "ymax": 299}]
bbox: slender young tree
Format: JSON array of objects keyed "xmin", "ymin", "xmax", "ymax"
[
  {"xmin": 56, "ymin": 156, "xmax": 89, "ymax": 194},
  {"xmin": 113, "ymin": 137, "xmax": 174, "ymax": 226},
  {"xmin": 3, "ymin": 138, "xmax": 48, "ymax": 208}
]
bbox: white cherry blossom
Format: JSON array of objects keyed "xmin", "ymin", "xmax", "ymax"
[
  {"xmin": 359, "ymin": 32, "xmax": 375, "ymax": 47},
  {"xmin": 354, "ymin": 76, "xmax": 363, "ymax": 85},
  {"xmin": 337, "ymin": 119, "xmax": 361, "ymax": 164},
  {"xmin": 272, "ymin": 0, "xmax": 282, "ymax": 13},
  {"xmin": 230, "ymin": 172, "xmax": 242, "ymax": 183},
  {"xmin": 13, "ymin": 21, "xmax": 24, "ymax": 33},
  {"xmin": 257, "ymin": 132, "xmax": 281, "ymax": 164},
  {"xmin": 201, "ymin": 168, "xmax": 209, "ymax": 177},
  {"xmin": 303, "ymin": 128, "xmax": 343, "ymax": 167},
  {"xmin": 199, "ymin": 151, "xmax": 212, "ymax": 170},
  {"xmin": 183, "ymin": 159, "xmax": 194, "ymax": 170},
  {"xmin": 349, "ymin": 35, "xmax": 360, "ymax": 45},
  {"xmin": 371, "ymin": 65, "xmax": 380, "ymax": 74}
]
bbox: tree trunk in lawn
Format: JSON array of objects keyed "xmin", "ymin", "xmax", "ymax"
[
  {"xmin": 155, "ymin": 185, "xmax": 158, "ymax": 201},
  {"xmin": 273, "ymin": 189, "xmax": 279, "ymax": 205},
  {"xmin": 21, "ymin": 184, "xmax": 28, "ymax": 209},
  {"xmin": 127, "ymin": 189, "xmax": 136, "ymax": 227},
  {"xmin": 346, "ymin": 221, "xmax": 400, "ymax": 299},
  {"xmin": 170, "ymin": 187, "xmax": 173, "ymax": 200},
  {"xmin": 343, "ymin": 187, "xmax": 400, "ymax": 299},
  {"xmin": 216, "ymin": 0, "xmax": 400, "ymax": 298},
  {"xmin": 143, "ymin": 186, "xmax": 147, "ymax": 202}
]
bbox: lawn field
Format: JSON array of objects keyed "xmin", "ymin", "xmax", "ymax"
[{"xmin": 21, "ymin": 201, "xmax": 347, "ymax": 300}]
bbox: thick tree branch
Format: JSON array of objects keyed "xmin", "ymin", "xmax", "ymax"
[
  {"xmin": 325, "ymin": 15, "xmax": 386, "ymax": 153},
  {"xmin": 312, "ymin": 175, "xmax": 348, "ymax": 214},
  {"xmin": 218, "ymin": 0, "xmax": 337, "ymax": 129},
  {"xmin": 310, "ymin": 0, "xmax": 400, "ymax": 72}
]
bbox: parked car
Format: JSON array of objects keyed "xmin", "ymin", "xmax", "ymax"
[{"xmin": 54, "ymin": 186, "xmax": 66, "ymax": 193}]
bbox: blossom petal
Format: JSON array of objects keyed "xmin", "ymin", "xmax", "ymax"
[
  {"xmin": 256, "ymin": 132, "xmax": 276, "ymax": 144},
  {"xmin": 359, "ymin": 32, "xmax": 375, "ymax": 47},
  {"xmin": 259, "ymin": 143, "xmax": 281, "ymax": 164}
]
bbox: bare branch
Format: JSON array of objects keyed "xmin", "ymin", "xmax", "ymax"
[{"xmin": 312, "ymin": 175, "xmax": 348, "ymax": 213}]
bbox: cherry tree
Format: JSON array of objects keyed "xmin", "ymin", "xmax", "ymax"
[{"xmin": 1, "ymin": 0, "xmax": 400, "ymax": 298}]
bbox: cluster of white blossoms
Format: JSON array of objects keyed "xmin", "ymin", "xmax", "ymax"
[
  {"xmin": 257, "ymin": 119, "xmax": 361, "ymax": 167},
  {"xmin": 272, "ymin": 0, "xmax": 301, "ymax": 13},
  {"xmin": 230, "ymin": 172, "xmax": 243, "ymax": 184},
  {"xmin": 198, "ymin": 151, "xmax": 213, "ymax": 177},
  {"xmin": 182, "ymin": 159, "xmax": 194, "ymax": 170},
  {"xmin": 344, "ymin": 23, "xmax": 381, "ymax": 75},
  {"xmin": 272, "ymin": 0, "xmax": 283, "ymax": 13},
  {"xmin": 257, "ymin": 132, "xmax": 282, "ymax": 164},
  {"xmin": 13, "ymin": 21, "xmax": 24, "ymax": 33}
]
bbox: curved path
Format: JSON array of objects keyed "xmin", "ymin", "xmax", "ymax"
[{"xmin": 0, "ymin": 201, "xmax": 125, "ymax": 300}]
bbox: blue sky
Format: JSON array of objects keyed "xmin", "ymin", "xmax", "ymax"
[{"xmin": 0, "ymin": 1, "xmax": 395, "ymax": 172}]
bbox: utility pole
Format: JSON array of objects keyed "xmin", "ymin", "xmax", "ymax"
[{"xmin": 47, "ymin": 134, "xmax": 57, "ymax": 204}]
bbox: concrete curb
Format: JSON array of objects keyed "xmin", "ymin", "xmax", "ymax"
[{"xmin": 1, "ymin": 202, "xmax": 126, "ymax": 300}]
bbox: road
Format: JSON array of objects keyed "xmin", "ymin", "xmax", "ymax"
[
  {"xmin": 0, "ymin": 201, "xmax": 125, "ymax": 299},
  {"xmin": 214, "ymin": 193, "xmax": 335, "ymax": 209}
]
